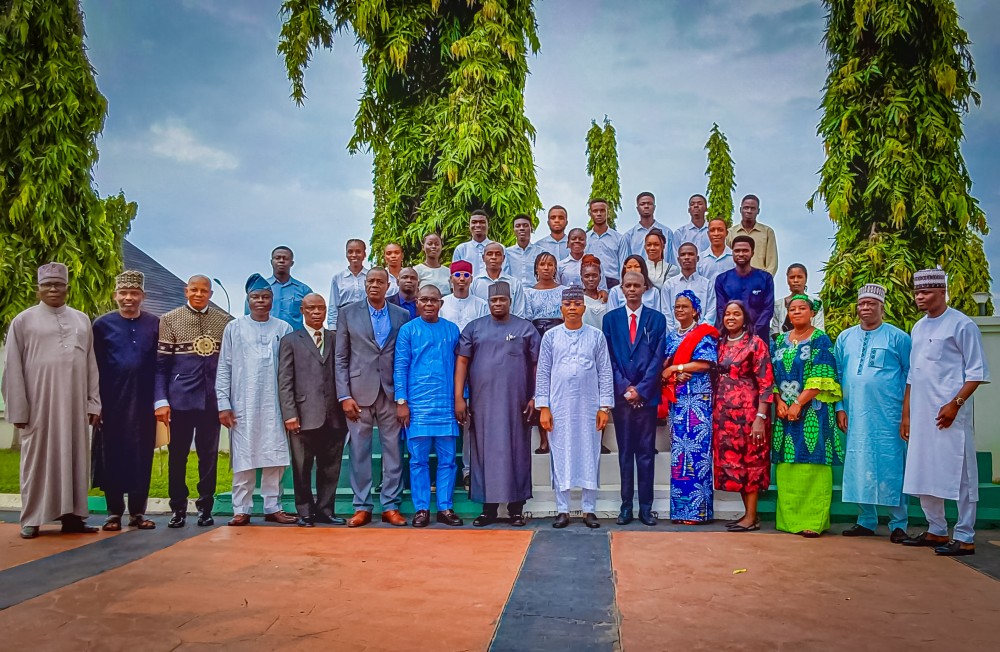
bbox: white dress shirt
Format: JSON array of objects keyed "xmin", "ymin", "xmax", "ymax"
[
  {"xmin": 327, "ymin": 266, "xmax": 368, "ymax": 330},
  {"xmin": 506, "ymin": 242, "xmax": 545, "ymax": 286},
  {"xmin": 697, "ymin": 246, "xmax": 735, "ymax": 284},
  {"xmin": 661, "ymin": 271, "xmax": 716, "ymax": 330},
  {"xmin": 470, "ymin": 273, "xmax": 527, "ymax": 318}
]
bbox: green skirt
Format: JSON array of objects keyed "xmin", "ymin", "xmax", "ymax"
[{"xmin": 775, "ymin": 463, "xmax": 832, "ymax": 534}]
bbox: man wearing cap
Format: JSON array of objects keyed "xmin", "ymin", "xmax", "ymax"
[
  {"xmin": 535, "ymin": 286, "xmax": 615, "ymax": 528},
  {"xmin": 456, "ymin": 281, "xmax": 540, "ymax": 526},
  {"xmin": 394, "ymin": 285, "xmax": 463, "ymax": 527},
  {"xmin": 834, "ymin": 283, "xmax": 912, "ymax": 543},
  {"xmin": 3, "ymin": 263, "xmax": 101, "ymax": 538},
  {"xmin": 216, "ymin": 274, "xmax": 297, "ymax": 526},
  {"xmin": 440, "ymin": 260, "xmax": 489, "ymax": 486},
  {"xmin": 91, "ymin": 271, "xmax": 160, "ymax": 531},
  {"xmin": 156, "ymin": 275, "xmax": 232, "ymax": 528},
  {"xmin": 901, "ymin": 269, "xmax": 989, "ymax": 556}
]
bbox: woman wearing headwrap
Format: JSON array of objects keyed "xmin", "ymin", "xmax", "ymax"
[
  {"xmin": 607, "ymin": 255, "xmax": 663, "ymax": 312},
  {"xmin": 771, "ymin": 295, "xmax": 844, "ymax": 537},
  {"xmin": 661, "ymin": 289, "xmax": 718, "ymax": 524},
  {"xmin": 713, "ymin": 300, "xmax": 774, "ymax": 532}
]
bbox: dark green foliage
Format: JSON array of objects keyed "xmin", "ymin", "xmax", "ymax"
[
  {"xmin": 585, "ymin": 116, "xmax": 621, "ymax": 228},
  {"xmin": 279, "ymin": 0, "xmax": 542, "ymax": 263},
  {"xmin": 810, "ymin": 0, "xmax": 989, "ymax": 335},
  {"xmin": 704, "ymin": 123, "xmax": 735, "ymax": 225},
  {"xmin": 0, "ymin": 0, "xmax": 132, "ymax": 336}
]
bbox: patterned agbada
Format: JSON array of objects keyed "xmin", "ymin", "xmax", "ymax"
[
  {"xmin": 713, "ymin": 332, "xmax": 774, "ymax": 493},
  {"xmin": 771, "ymin": 329, "xmax": 844, "ymax": 534},
  {"xmin": 664, "ymin": 327, "xmax": 718, "ymax": 521}
]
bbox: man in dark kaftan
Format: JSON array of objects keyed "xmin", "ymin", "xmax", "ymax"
[
  {"xmin": 92, "ymin": 270, "xmax": 160, "ymax": 530},
  {"xmin": 455, "ymin": 282, "xmax": 540, "ymax": 526}
]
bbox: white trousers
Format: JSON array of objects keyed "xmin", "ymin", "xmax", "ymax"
[
  {"xmin": 917, "ymin": 453, "xmax": 977, "ymax": 543},
  {"xmin": 555, "ymin": 488, "xmax": 597, "ymax": 514},
  {"xmin": 232, "ymin": 467, "xmax": 284, "ymax": 515}
]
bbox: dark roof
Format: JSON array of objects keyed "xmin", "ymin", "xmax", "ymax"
[{"xmin": 122, "ymin": 239, "xmax": 193, "ymax": 316}]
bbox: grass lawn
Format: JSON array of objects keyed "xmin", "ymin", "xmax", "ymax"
[{"xmin": 0, "ymin": 448, "xmax": 233, "ymax": 498}]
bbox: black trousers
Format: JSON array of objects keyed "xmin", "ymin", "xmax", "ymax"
[
  {"xmin": 612, "ymin": 403, "xmax": 657, "ymax": 510},
  {"xmin": 167, "ymin": 409, "xmax": 220, "ymax": 513},
  {"xmin": 289, "ymin": 423, "xmax": 348, "ymax": 518},
  {"xmin": 105, "ymin": 440, "xmax": 153, "ymax": 516},
  {"xmin": 483, "ymin": 501, "xmax": 526, "ymax": 518}
]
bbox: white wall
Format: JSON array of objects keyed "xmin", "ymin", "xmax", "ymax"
[{"xmin": 972, "ymin": 317, "xmax": 1000, "ymax": 482}]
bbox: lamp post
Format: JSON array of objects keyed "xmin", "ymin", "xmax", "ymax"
[
  {"xmin": 213, "ymin": 278, "xmax": 231, "ymax": 314},
  {"xmin": 972, "ymin": 291, "xmax": 991, "ymax": 317}
]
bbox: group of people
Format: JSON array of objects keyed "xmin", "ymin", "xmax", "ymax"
[{"xmin": 1, "ymin": 191, "xmax": 989, "ymax": 557}]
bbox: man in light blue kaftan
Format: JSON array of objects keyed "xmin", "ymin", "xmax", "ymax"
[
  {"xmin": 216, "ymin": 274, "xmax": 296, "ymax": 526},
  {"xmin": 393, "ymin": 285, "xmax": 464, "ymax": 527},
  {"xmin": 835, "ymin": 284, "xmax": 912, "ymax": 541},
  {"xmin": 536, "ymin": 286, "xmax": 615, "ymax": 529}
]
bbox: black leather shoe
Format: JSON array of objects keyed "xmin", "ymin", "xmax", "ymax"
[
  {"xmin": 842, "ymin": 524, "xmax": 875, "ymax": 537},
  {"xmin": 328, "ymin": 515, "xmax": 346, "ymax": 526},
  {"xmin": 638, "ymin": 509, "xmax": 657, "ymax": 526},
  {"xmin": 299, "ymin": 516, "xmax": 316, "ymax": 528},
  {"xmin": 890, "ymin": 528, "xmax": 909, "ymax": 544},
  {"xmin": 197, "ymin": 510, "xmax": 214, "ymax": 527},
  {"xmin": 437, "ymin": 509, "xmax": 464, "ymax": 526},
  {"xmin": 616, "ymin": 508, "xmax": 634, "ymax": 525},
  {"xmin": 167, "ymin": 511, "xmax": 186, "ymax": 528},
  {"xmin": 412, "ymin": 510, "xmax": 430, "ymax": 528},
  {"xmin": 473, "ymin": 514, "xmax": 495, "ymax": 527},
  {"xmin": 509, "ymin": 513, "xmax": 526, "ymax": 527},
  {"xmin": 934, "ymin": 539, "xmax": 975, "ymax": 556},
  {"xmin": 552, "ymin": 513, "xmax": 570, "ymax": 529},
  {"xmin": 583, "ymin": 513, "xmax": 601, "ymax": 529}
]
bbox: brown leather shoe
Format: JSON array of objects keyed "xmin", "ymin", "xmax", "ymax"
[
  {"xmin": 228, "ymin": 514, "xmax": 251, "ymax": 527},
  {"xmin": 347, "ymin": 511, "xmax": 372, "ymax": 528},
  {"xmin": 900, "ymin": 531, "xmax": 949, "ymax": 547},
  {"xmin": 264, "ymin": 511, "xmax": 298, "ymax": 525},
  {"xmin": 381, "ymin": 509, "xmax": 407, "ymax": 526}
]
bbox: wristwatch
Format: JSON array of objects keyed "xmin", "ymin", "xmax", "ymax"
[
  {"xmin": 955, "ymin": 396, "xmax": 966, "ymax": 407},
  {"xmin": 756, "ymin": 412, "xmax": 768, "ymax": 420},
  {"xmin": 678, "ymin": 364, "xmax": 685, "ymax": 373},
  {"xmin": 599, "ymin": 406, "xmax": 611, "ymax": 414},
  {"xmin": 396, "ymin": 398, "xmax": 407, "ymax": 405}
]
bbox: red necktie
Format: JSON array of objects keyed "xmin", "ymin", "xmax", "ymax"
[{"xmin": 629, "ymin": 313, "xmax": 637, "ymax": 344}]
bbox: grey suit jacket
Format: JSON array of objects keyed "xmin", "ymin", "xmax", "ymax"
[
  {"xmin": 334, "ymin": 300, "xmax": 410, "ymax": 407},
  {"xmin": 277, "ymin": 328, "xmax": 346, "ymax": 432}
]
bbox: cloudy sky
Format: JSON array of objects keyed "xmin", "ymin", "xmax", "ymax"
[{"xmin": 80, "ymin": 0, "xmax": 999, "ymax": 309}]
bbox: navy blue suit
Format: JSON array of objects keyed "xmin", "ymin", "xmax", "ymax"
[{"xmin": 602, "ymin": 305, "xmax": 666, "ymax": 511}]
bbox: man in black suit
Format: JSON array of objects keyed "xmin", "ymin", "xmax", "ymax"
[
  {"xmin": 278, "ymin": 293, "xmax": 349, "ymax": 526},
  {"xmin": 335, "ymin": 267, "xmax": 412, "ymax": 527}
]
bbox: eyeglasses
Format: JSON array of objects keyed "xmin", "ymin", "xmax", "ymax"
[
  {"xmin": 417, "ymin": 297, "xmax": 442, "ymax": 304},
  {"xmin": 452, "ymin": 272, "xmax": 472, "ymax": 279},
  {"xmin": 39, "ymin": 282, "xmax": 67, "ymax": 290}
]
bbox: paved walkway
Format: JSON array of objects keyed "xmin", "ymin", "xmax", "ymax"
[{"xmin": 1, "ymin": 512, "xmax": 998, "ymax": 651}]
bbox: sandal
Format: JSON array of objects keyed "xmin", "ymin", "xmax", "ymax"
[
  {"xmin": 728, "ymin": 520, "xmax": 760, "ymax": 532},
  {"xmin": 799, "ymin": 530, "xmax": 821, "ymax": 538},
  {"xmin": 102, "ymin": 515, "xmax": 122, "ymax": 532},
  {"xmin": 128, "ymin": 515, "xmax": 156, "ymax": 530}
]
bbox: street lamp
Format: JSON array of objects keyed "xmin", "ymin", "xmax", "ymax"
[
  {"xmin": 212, "ymin": 278, "xmax": 231, "ymax": 314},
  {"xmin": 972, "ymin": 291, "xmax": 991, "ymax": 317}
]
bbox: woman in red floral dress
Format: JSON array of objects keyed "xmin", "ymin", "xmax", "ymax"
[{"xmin": 713, "ymin": 300, "xmax": 775, "ymax": 531}]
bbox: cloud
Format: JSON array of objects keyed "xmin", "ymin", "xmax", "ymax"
[{"xmin": 149, "ymin": 120, "xmax": 239, "ymax": 171}]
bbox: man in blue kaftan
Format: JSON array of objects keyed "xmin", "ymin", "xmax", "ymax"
[
  {"xmin": 835, "ymin": 283, "xmax": 912, "ymax": 542},
  {"xmin": 394, "ymin": 284, "xmax": 463, "ymax": 528}
]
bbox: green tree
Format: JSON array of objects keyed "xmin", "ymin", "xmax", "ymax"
[
  {"xmin": 704, "ymin": 123, "xmax": 735, "ymax": 225},
  {"xmin": 810, "ymin": 0, "xmax": 989, "ymax": 335},
  {"xmin": 585, "ymin": 116, "xmax": 621, "ymax": 228},
  {"xmin": 0, "ymin": 0, "xmax": 132, "ymax": 336},
  {"xmin": 279, "ymin": 0, "xmax": 542, "ymax": 263}
]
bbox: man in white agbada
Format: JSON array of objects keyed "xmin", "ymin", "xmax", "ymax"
[
  {"xmin": 3, "ymin": 263, "xmax": 101, "ymax": 539},
  {"xmin": 900, "ymin": 269, "xmax": 989, "ymax": 556},
  {"xmin": 536, "ymin": 286, "xmax": 614, "ymax": 529},
  {"xmin": 216, "ymin": 273, "xmax": 296, "ymax": 526},
  {"xmin": 835, "ymin": 283, "xmax": 912, "ymax": 543}
]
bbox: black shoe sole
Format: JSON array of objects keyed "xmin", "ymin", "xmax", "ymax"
[{"xmin": 167, "ymin": 521, "xmax": 185, "ymax": 529}]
